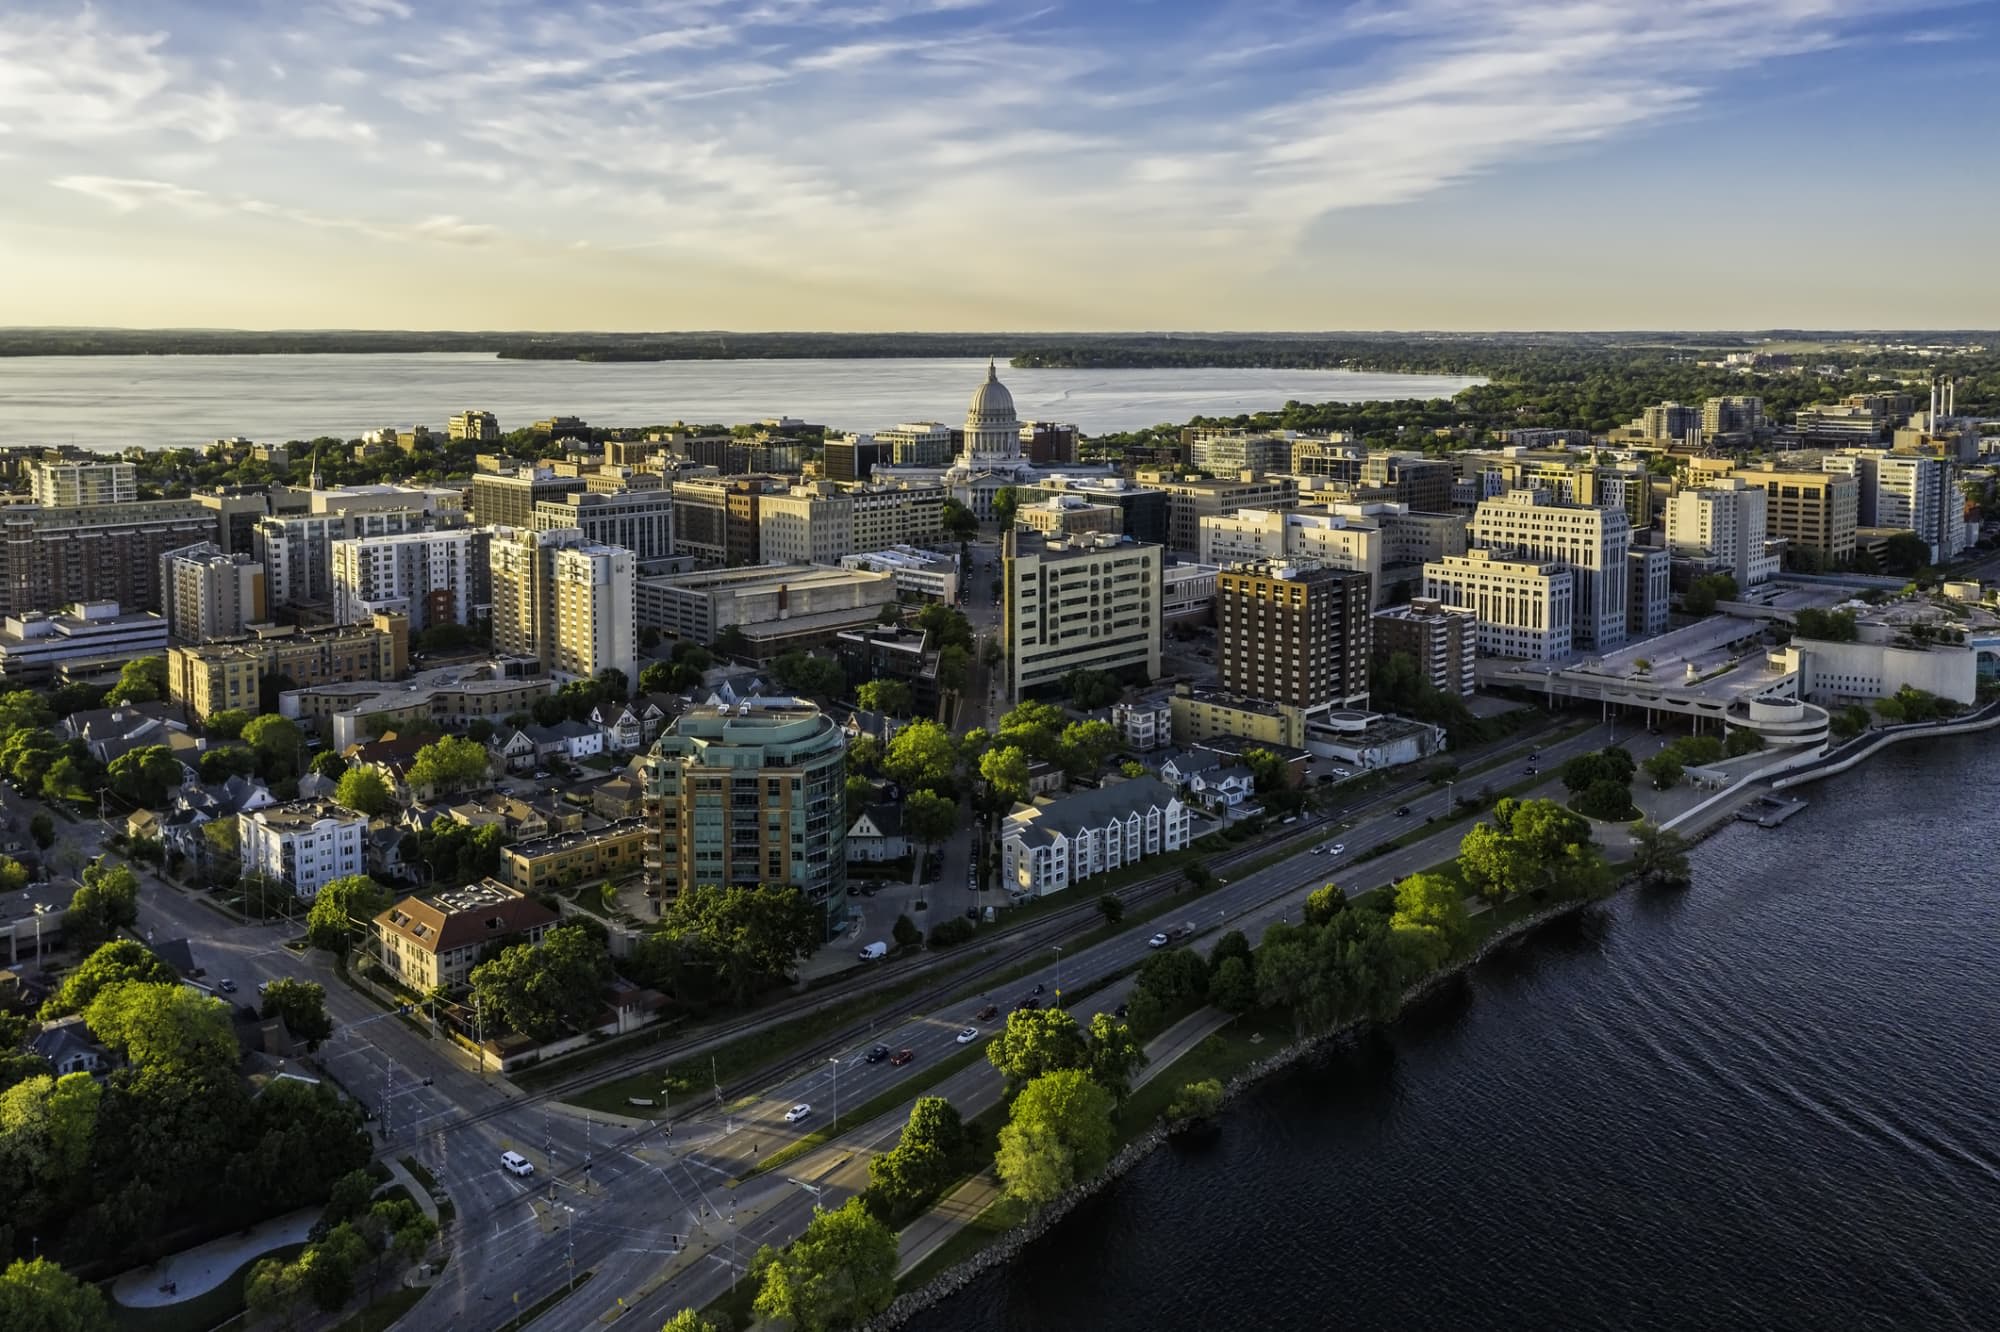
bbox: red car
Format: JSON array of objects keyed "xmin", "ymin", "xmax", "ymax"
[
  {"xmin": 890, "ymin": 1048, "xmax": 915, "ymax": 1067},
  {"xmin": 975, "ymin": 1004, "xmax": 999, "ymax": 1021}
]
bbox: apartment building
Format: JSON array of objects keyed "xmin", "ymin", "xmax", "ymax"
[
  {"xmin": 1423, "ymin": 549, "xmax": 1574, "ymax": 662},
  {"xmin": 330, "ymin": 529, "xmax": 483, "ymax": 631},
  {"xmin": 0, "ymin": 499, "xmax": 217, "ymax": 618},
  {"xmin": 1001, "ymin": 777, "xmax": 1190, "ymax": 898},
  {"xmin": 1824, "ymin": 450, "xmax": 1964, "ymax": 564},
  {"xmin": 756, "ymin": 484, "xmax": 854, "ymax": 566},
  {"xmin": 640, "ymin": 698, "xmax": 848, "ymax": 926},
  {"xmin": 1134, "ymin": 470, "xmax": 1298, "ymax": 554},
  {"xmin": 1216, "ymin": 559, "xmax": 1370, "ymax": 711},
  {"xmin": 490, "ymin": 526, "xmax": 636, "ymax": 685},
  {"xmin": 1198, "ymin": 507, "xmax": 1386, "ymax": 606},
  {"xmin": 1288, "ymin": 437, "xmax": 1367, "ymax": 480},
  {"xmin": 252, "ymin": 508, "xmax": 432, "ymax": 609},
  {"xmin": 1003, "ymin": 530, "xmax": 1162, "ymax": 700},
  {"xmin": 448, "ymin": 409, "xmax": 501, "ymax": 442},
  {"xmin": 159, "ymin": 542, "xmax": 267, "ymax": 642},
  {"xmin": 533, "ymin": 488, "xmax": 676, "ymax": 564},
  {"xmin": 671, "ymin": 475, "xmax": 787, "ymax": 567},
  {"xmin": 1702, "ymin": 395, "xmax": 1765, "ymax": 442},
  {"xmin": 1665, "ymin": 479, "xmax": 1780, "ymax": 589},
  {"xmin": 167, "ymin": 613, "xmax": 410, "ymax": 720},
  {"xmin": 31, "ymin": 460, "xmax": 137, "ymax": 507},
  {"xmin": 193, "ymin": 485, "xmax": 292, "ymax": 557},
  {"xmin": 1371, "ymin": 598, "xmax": 1477, "ymax": 698},
  {"xmin": 1469, "ymin": 488, "xmax": 1628, "ymax": 650},
  {"xmin": 239, "ymin": 800, "xmax": 367, "ymax": 899},
  {"xmin": 500, "ymin": 818, "xmax": 650, "ymax": 895},
  {"xmin": 469, "ymin": 469, "xmax": 588, "ymax": 529},
  {"xmin": 374, "ymin": 879, "xmax": 556, "ymax": 992}
]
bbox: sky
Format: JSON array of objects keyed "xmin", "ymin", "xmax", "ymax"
[{"xmin": 0, "ymin": 0, "xmax": 1994, "ymax": 332}]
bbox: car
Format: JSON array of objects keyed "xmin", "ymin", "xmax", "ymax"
[
  {"xmin": 976, "ymin": 1004, "xmax": 999, "ymax": 1021},
  {"xmin": 783, "ymin": 1104, "xmax": 812, "ymax": 1124},
  {"xmin": 1148, "ymin": 932, "xmax": 1170, "ymax": 949},
  {"xmin": 955, "ymin": 1027, "xmax": 980, "ymax": 1044},
  {"xmin": 217, "ymin": 979, "xmax": 237, "ymax": 994},
  {"xmin": 890, "ymin": 1048, "xmax": 915, "ymax": 1067},
  {"xmin": 1281, "ymin": 815, "xmax": 1298, "ymax": 825},
  {"xmin": 1394, "ymin": 806, "xmax": 1411, "ymax": 817},
  {"xmin": 1015, "ymin": 997, "xmax": 1038, "ymax": 1011},
  {"xmin": 1032, "ymin": 983, "xmax": 1044, "ymax": 996},
  {"xmin": 1329, "ymin": 843, "xmax": 1346, "ymax": 856},
  {"xmin": 500, "ymin": 1151, "xmax": 535, "ymax": 1177},
  {"xmin": 1524, "ymin": 766, "xmax": 1539, "ymax": 776},
  {"xmin": 1114, "ymin": 1003, "xmax": 1128, "ymax": 1019},
  {"xmin": 1332, "ymin": 768, "xmax": 1352, "ymax": 778},
  {"xmin": 864, "ymin": 1044, "xmax": 891, "ymax": 1064},
  {"xmin": 1311, "ymin": 844, "xmax": 1325, "ymax": 853}
]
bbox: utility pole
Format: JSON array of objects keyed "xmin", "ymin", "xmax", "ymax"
[{"xmin": 829, "ymin": 1057, "xmax": 840, "ymax": 1128}]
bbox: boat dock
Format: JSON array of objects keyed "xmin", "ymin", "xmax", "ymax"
[{"xmin": 1737, "ymin": 794, "xmax": 1808, "ymax": 828}]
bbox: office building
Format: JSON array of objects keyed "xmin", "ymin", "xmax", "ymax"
[
  {"xmin": 1627, "ymin": 547, "xmax": 1672, "ymax": 639},
  {"xmin": 1017, "ymin": 495, "xmax": 1122, "ymax": 538},
  {"xmin": 253, "ymin": 508, "xmax": 433, "ymax": 610},
  {"xmin": 840, "ymin": 547, "xmax": 959, "ymax": 604},
  {"xmin": 1423, "ymin": 549, "xmax": 1574, "ymax": 662},
  {"xmin": 239, "ymin": 800, "xmax": 368, "ymax": 899},
  {"xmin": 1016, "ymin": 476, "xmax": 1169, "ymax": 546},
  {"xmin": 1003, "ymin": 530, "xmax": 1162, "ymax": 700},
  {"xmin": 1469, "ymin": 489, "xmax": 1629, "ymax": 650},
  {"xmin": 1135, "ymin": 469, "xmax": 1298, "ymax": 554},
  {"xmin": 470, "ymin": 469, "xmax": 588, "ymax": 529},
  {"xmin": 533, "ymin": 488, "xmax": 676, "ymax": 564},
  {"xmin": 1288, "ymin": 437, "xmax": 1367, "ymax": 479},
  {"xmin": 640, "ymin": 697, "xmax": 848, "ymax": 925},
  {"xmin": 1001, "ymin": 776, "xmax": 1190, "ymax": 898},
  {"xmin": 331, "ymin": 529, "xmax": 482, "ymax": 632},
  {"xmin": 1823, "ymin": 450, "xmax": 1964, "ymax": 564},
  {"xmin": 1217, "ymin": 559, "xmax": 1370, "ymax": 711},
  {"xmin": 1360, "ymin": 454, "xmax": 1455, "ymax": 514},
  {"xmin": 671, "ymin": 475, "xmax": 788, "ymax": 567},
  {"xmin": 31, "ymin": 460, "xmax": 137, "ymax": 507},
  {"xmin": 637, "ymin": 564, "xmax": 895, "ymax": 652},
  {"xmin": 489, "ymin": 526, "xmax": 636, "ymax": 686},
  {"xmin": 755, "ymin": 481, "xmax": 945, "ymax": 567},
  {"xmin": 1185, "ymin": 428, "xmax": 1293, "ymax": 476},
  {"xmin": 159, "ymin": 542, "xmax": 267, "ymax": 642},
  {"xmin": 1371, "ymin": 598, "xmax": 1477, "ymax": 698},
  {"xmin": 1161, "ymin": 561, "xmax": 1219, "ymax": 624},
  {"xmin": 193, "ymin": 485, "xmax": 285, "ymax": 557},
  {"xmin": 1198, "ymin": 507, "xmax": 1386, "ymax": 606},
  {"xmin": 375, "ymin": 880, "xmax": 556, "ymax": 992},
  {"xmin": 0, "ymin": 499, "xmax": 216, "ymax": 618},
  {"xmin": 823, "ymin": 434, "xmax": 881, "ymax": 483},
  {"xmin": 0, "ymin": 601, "xmax": 168, "ymax": 681},
  {"xmin": 449, "ymin": 409, "xmax": 501, "ymax": 442},
  {"xmin": 1574, "ymin": 462, "xmax": 1657, "ymax": 530},
  {"xmin": 875, "ymin": 422, "xmax": 956, "ymax": 467},
  {"xmin": 310, "ymin": 484, "xmax": 463, "ymax": 519},
  {"xmin": 1021, "ymin": 423, "xmax": 1078, "ymax": 466},
  {"xmin": 1665, "ymin": 479, "xmax": 1779, "ymax": 589},
  {"xmin": 1735, "ymin": 464, "xmax": 1859, "ymax": 569},
  {"xmin": 167, "ymin": 613, "xmax": 410, "ymax": 720},
  {"xmin": 1702, "ymin": 396, "xmax": 1764, "ymax": 442}
]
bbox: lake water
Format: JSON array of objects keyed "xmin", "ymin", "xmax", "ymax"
[
  {"xmin": 0, "ymin": 355, "xmax": 1483, "ymax": 452},
  {"xmin": 905, "ymin": 734, "xmax": 2000, "ymax": 1332}
]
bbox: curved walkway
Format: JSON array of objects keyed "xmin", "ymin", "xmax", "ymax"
[{"xmin": 111, "ymin": 1207, "xmax": 321, "ymax": 1309}]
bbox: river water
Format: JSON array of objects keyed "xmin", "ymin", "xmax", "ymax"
[
  {"xmin": 907, "ymin": 735, "xmax": 2000, "ymax": 1332},
  {"xmin": 0, "ymin": 355, "xmax": 1482, "ymax": 452}
]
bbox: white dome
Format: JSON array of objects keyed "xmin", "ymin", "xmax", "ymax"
[{"xmin": 967, "ymin": 359, "xmax": 1016, "ymax": 424}]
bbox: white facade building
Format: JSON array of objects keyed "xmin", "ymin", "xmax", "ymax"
[
  {"xmin": 1423, "ymin": 549, "xmax": 1575, "ymax": 662},
  {"xmin": 239, "ymin": 800, "xmax": 367, "ymax": 899},
  {"xmin": 1469, "ymin": 488, "xmax": 1629, "ymax": 650},
  {"xmin": 942, "ymin": 362, "xmax": 1040, "ymax": 520},
  {"xmin": 0, "ymin": 602, "xmax": 168, "ymax": 680},
  {"xmin": 1004, "ymin": 529, "xmax": 1162, "ymax": 699},
  {"xmin": 1664, "ymin": 479, "xmax": 1779, "ymax": 589},
  {"xmin": 1111, "ymin": 694, "xmax": 1175, "ymax": 751},
  {"xmin": 331, "ymin": 529, "xmax": 479, "ymax": 631},
  {"xmin": 32, "ymin": 460, "xmax": 137, "ymax": 507},
  {"xmin": 1161, "ymin": 562, "xmax": 1219, "ymax": 622},
  {"xmin": 841, "ymin": 546, "xmax": 960, "ymax": 603},
  {"xmin": 1001, "ymin": 777, "xmax": 1190, "ymax": 897},
  {"xmin": 1198, "ymin": 507, "xmax": 1388, "ymax": 606}
]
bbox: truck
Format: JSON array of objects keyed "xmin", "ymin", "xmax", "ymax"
[{"xmin": 857, "ymin": 940, "xmax": 889, "ymax": 961}]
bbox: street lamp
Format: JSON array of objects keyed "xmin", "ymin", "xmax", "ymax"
[
  {"xmin": 32, "ymin": 903, "xmax": 51, "ymax": 966},
  {"xmin": 1052, "ymin": 945, "xmax": 1062, "ymax": 1000},
  {"xmin": 828, "ymin": 1056, "xmax": 840, "ymax": 1128}
]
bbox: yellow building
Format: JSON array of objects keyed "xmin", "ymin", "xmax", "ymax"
[
  {"xmin": 167, "ymin": 612, "xmax": 408, "ymax": 720},
  {"xmin": 500, "ymin": 817, "xmax": 650, "ymax": 895},
  {"xmin": 1168, "ymin": 683, "xmax": 1306, "ymax": 748},
  {"xmin": 373, "ymin": 879, "xmax": 557, "ymax": 993}
]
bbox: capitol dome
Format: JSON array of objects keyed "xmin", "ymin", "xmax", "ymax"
[{"xmin": 967, "ymin": 358, "xmax": 1017, "ymax": 427}]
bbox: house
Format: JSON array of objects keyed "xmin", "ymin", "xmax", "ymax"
[
  {"xmin": 239, "ymin": 800, "xmax": 368, "ymax": 899},
  {"xmin": 1001, "ymin": 777, "xmax": 1190, "ymax": 898},
  {"xmin": 296, "ymin": 770, "xmax": 337, "ymax": 801},
  {"xmin": 373, "ymin": 879, "xmax": 559, "ymax": 992},
  {"xmin": 1193, "ymin": 735, "xmax": 1311, "ymax": 788},
  {"xmin": 162, "ymin": 774, "xmax": 277, "ymax": 860},
  {"xmin": 1156, "ymin": 748, "xmax": 1225, "ymax": 788},
  {"xmin": 701, "ymin": 672, "xmax": 770, "ymax": 707},
  {"xmin": 446, "ymin": 796, "xmax": 552, "ymax": 841},
  {"xmin": 365, "ymin": 822, "xmax": 412, "ymax": 882},
  {"xmin": 59, "ymin": 702, "xmax": 191, "ymax": 765},
  {"xmin": 490, "ymin": 727, "xmax": 539, "ymax": 774},
  {"xmin": 840, "ymin": 709, "xmax": 906, "ymax": 748},
  {"xmin": 126, "ymin": 809, "xmax": 162, "ymax": 842},
  {"xmin": 846, "ymin": 805, "xmax": 908, "ymax": 863},
  {"xmin": 597, "ymin": 976, "xmax": 669, "ymax": 1036},
  {"xmin": 589, "ymin": 769, "xmax": 644, "ymax": 820},
  {"xmin": 591, "ymin": 701, "xmax": 668, "ymax": 753},
  {"xmin": 1184, "ymin": 763, "xmax": 1255, "ymax": 810},
  {"xmin": 31, "ymin": 1015, "xmax": 108, "ymax": 1076},
  {"xmin": 151, "ymin": 937, "xmax": 197, "ymax": 977},
  {"xmin": 1025, "ymin": 759, "xmax": 1065, "ymax": 797},
  {"xmin": 528, "ymin": 719, "xmax": 606, "ymax": 763}
]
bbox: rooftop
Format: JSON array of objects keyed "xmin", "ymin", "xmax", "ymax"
[
  {"xmin": 506, "ymin": 816, "xmax": 647, "ymax": 859},
  {"xmin": 374, "ymin": 878, "xmax": 558, "ymax": 955},
  {"xmin": 245, "ymin": 799, "xmax": 365, "ymax": 831}
]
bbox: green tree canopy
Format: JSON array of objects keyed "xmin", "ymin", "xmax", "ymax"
[
  {"xmin": 333, "ymin": 767, "xmax": 395, "ymax": 817},
  {"xmin": 1057, "ymin": 720, "xmax": 1121, "ymax": 778},
  {"xmin": 84, "ymin": 980, "xmax": 238, "ymax": 1072},
  {"xmin": 977, "ymin": 745, "xmax": 1031, "ymax": 808},
  {"xmin": 41, "ymin": 940, "xmax": 177, "ymax": 1018},
  {"xmin": 241, "ymin": 715, "xmax": 303, "ymax": 766},
  {"xmin": 854, "ymin": 679, "xmax": 915, "ymax": 719},
  {"xmin": 469, "ymin": 924, "xmax": 612, "ymax": 1043},
  {"xmin": 1086, "ymin": 1011, "xmax": 1146, "ymax": 1101},
  {"xmin": 996, "ymin": 700, "xmax": 1064, "ymax": 761},
  {"xmin": 987, "ymin": 1007, "xmax": 1091, "ymax": 1089},
  {"xmin": 640, "ymin": 885, "xmax": 819, "ymax": 1009},
  {"xmin": 107, "ymin": 745, "xmax": 183, "ymax": 809},
  {"xmin": 752, "ymin": 1196, "xmax": 898, "ymax": 1332},
  {"xmin": 1388, "ymin": 872, "xmax": 1471, "ymax": 972},
  {"xmin": 306, "ymin": 875, "xmax": 391, "ymax": 954},
  {"xmin": 105, "ymin": 656, "xmax": 167, "ymax": 706},
  {"xmin": 260, "ymin": 979, "xmax": 335, "ymax": 1050},
  {"xmin": 0, "ymin": 1257, "xmax": 111, "ymax": 1332},
  {"xmin": 63, "ymin": 861, "xmax": 140, "ymax": 952},
  {"xmin": 406, "ymin": 735, "xmax": 491, "ymax": 795},
  {"xmin": 995, "ymin": 1069, "xmax": 1116, "ymax": 1207},
  {"xmin": 205, "ymin": 708, "xmax": 254, "ymax": 740},
  {"xmin": 1630, "ymin": 820, "xmax": 1692, "ymax": 889},
  {"xmin": 884, "ymin": 721, "xmax": 958, "ymax": 794}
]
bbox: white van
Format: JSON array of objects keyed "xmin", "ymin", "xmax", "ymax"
[
  {"xmin": 858, "ymin": 941, "xmax": 889, "ymax": 961},
  {"xmin": 500, "ymin": 1151, "xmax": 535, "ymax": 1177}
]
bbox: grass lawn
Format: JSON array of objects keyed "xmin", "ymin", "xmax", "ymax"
[
  {"xmin": 740, "ymin": 1043, "xmax": 989, "ymax": 1181},
  {"xmin": 327, "ymin": 1286, "xmax": 427, "ymax": 1332},
  {"xmin": 895, "ymin": 1193, "xmax": 1030, "ymax": 1295},
  {"xmin": 698, "ymin": 1271, "xmax": 762, "ymax": 1330},
  {"xmin": 106, "ymin": 1243, "xmax": 306, "ymax": 1332},
  {"xmin": 1112, "ymin": 1008, "xmax": 1293, "ymax": 1151}
]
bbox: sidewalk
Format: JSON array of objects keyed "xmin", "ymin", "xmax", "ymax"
[
  {"xmin": 893, "ymin": 1005, "xmax": 1234, "ymax": 1277},
  {"xmin": 110, "ymin": 1207, "xmax": 321, "ymax": 1308},
  {"xmin": 382, "ymin": 1158, "xmax": 441, "ymax": 1225}
]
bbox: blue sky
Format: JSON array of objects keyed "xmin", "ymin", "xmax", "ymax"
[{"xmin": 1, "ymin": 0, "xmax": 1993, "ymax": 330}]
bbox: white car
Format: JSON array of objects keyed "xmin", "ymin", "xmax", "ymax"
[
  {"xmin": 1147, "ymin": 932, "xmax": 1170, "ymax": 949},
  {"xmin": 955, "ymin": 1026, "xmax": 980, "ymax": 1044},
  {"xmin": 1329, "ymin": 843, "xmax": 1346, "ymax": 856},
  {"xmin": 783, "ymin": 1104, "xmax": 812, "ymax": 1124},
  {"xmin": 500, "ymin": 1151, "xmax": 535, "ymax": 1177}
]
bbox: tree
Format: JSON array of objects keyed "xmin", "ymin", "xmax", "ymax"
[
  {"xmin": 901, "ymin": 791, "xmax": 958, "ymax": 887},
  {"xmin": 241, "ymin": 715, "xmax": 304, "ymax": 776},
  {"xmin": 996, "ymin": 700, "xmax": 1064, "ymax": 760},
  {"xmin": 1571, "ymin": 778, "xmax": 1638, "ymax": 822},
  {"xmin": 662, "ymin": 1313, "xmax": 722, "ymax": 1332},
  {"xmin": 987, "ymin": 1007, "xmax": 1090, "ymax": 1089},
  {"xmin": 843, "ymin": 774, "xmax": 873, "ymax": 827},
  {"xmin": 41, "ymin": 940, "xmax": 177, "ymax": 1018},
  {"xmin": 1086, "ymin": 1011, "xmax": 1146, "ymax": 1101},
  {"xmin": 84, "ymin": 980, "xmax": 238, "ymax": 1072},
  {"xmin": 1643, "ymin": 751, "xmax": 1684, "ymax": 790},
  {"xmin": 992, "ymin": 486, "xmax": 1020, "ymax": 528},
  {"xmin": 1881, "ymin": 530, "xmax": 1931, "ymax": 575},
  {"xmin": 406, "ymin": 735, "xmax": 490, "ymax": 795},
  {"xmin": 309, "ymin": 751, "xmax": 349, "ymax": 781},
  {"xmin": 202, "ymin": 817, "xmax": 241, "ymax": 867},
  {"xmin": 978, "ymin": 745, "xmax": 1031, "ymax": 808},
  {"xmin": 245, "ymin": 1255, "xmax": 307, "ymax": 1330},
  {"xmin": 306, "ymin": 875, "xmax": 390, "ymax": 954},
  {"xmin": 1303, "ymin": 910, "xmax": 1410, "ymax": 1029},
  {"xmin": 854, "ymin": 679, "xmax": 914, "ymax": 719},
  {"xmin": 105, "ymin": 656, "xmax": 167, "ymax": 705},
  {"xmin": 752, "ymin": 1197, "xmax": 898, "ymax": 1332},
  {"xmin": 712, "ymin": 624, "xmax": 750, "ymax": 657},
  {"xmin": 1239, "ymin": 747, "xmax": 1290, "ymax": 793},
  {"xmin": 64, "ymin": 861, "xmax": 140, "ymax": 951},
  {"xmin": 469, "ymin": 924, "xmax": 612, "ymax": 1042},
  {"xmin": 1303, "ymin": 883, "xmax": 1347, "ymax": 926},
  {"xmin": 913, "ymin": 602, "xmax": 973, "ymax": 652},
  {"xmin": 771, "ymin": 650, "xmax": 846, "ymax": 699},
  {"xmin": 42, "ymin": 755, "xmax": 98, "ymax": 807},
  {"xmin": 1256, "ymin": 934, "xmax": 1316, "ymax": 1035},
  {"xmin": 0, "ymin": 1258, "xmax": 112, "ymax": 1332},
  {"xmin": 0, "ymin": 690, "xmax": 54, "ymax": 738},
  {"xmin": 1166, "ymin": 1078, "xmax": 1224, "ymax": 1127},
  {"xmin": 1630, "ymin": 820, "xmax": 1692, "ymax": 889},
  {"xmin": 935, "ymin": 643, "xmax": 971, "ymax": 695},
  {"xmin": 1061, "ymin": 668, "xmax": 1120, "ymax": 710},
  {"xmin": 301, "ymin": 1223, "xmax": 368, "ymax": 1310},
  {"xmin": 885, "ymin": 721, "xmax": 958, "ymax": 794},
  {"xmin": 1388, "ymin": 873, "xmax": 1470, "ymax": 972},
  {"xmin": 28, "ymin": 812, "xmax": 54, "ymax": 851},
  {"xmin": 642, "ymin": 885, "xmax": 819, "ymax": 1008},
  {"xmin": 0, "ymin": 857, "xmax": 24, "ymax": 893},
  {"xmin": 198, "ymin": 747, "xmax": 258, "ymax": 785},
  {"xmin": 1682, "ymin": 573, "xmax": 1737, "ymax": 615},
  {"xmin": 1096, "ymin": 893, "xmax": 1124, "ymax": 927},
  {"xmin": 891, "ymin": 914, "xmax": 922, "ymax": 951},
  {"xmin": 866, "ymin": 1096, "xmax": 964, "ymax": 1223},
  {"xmin": 105, "ymin": 744, "xmax": 182, "ymax": 808},
  {"xmin": 205, "ymin": 708, "xmax": 254, "ymax": 740},
  {"xmin": 1723, "ymin": 728, "xmax": 1766, "ymax": 757},
  {"xmin": 1, "ymin": 729, "xmax": 63, "ymax": 793},
  {"xmin": 1210, "ymin": 955, "xmax": 1257, "ymax": 1012},
  {"xmin": 1057, "ymin": 720, "xmax": 1121, "ymax": 777},
  {"xmin": 330, "ymin": 766, "xmax": 393, "ymax": 818},
  {"xmin": 260, "ymin": 979, "xmax": 335, "ymax": 1050},
  {"xmin": 995, "ymin": 1069, "xmax": 1116, "ymax": 1206}
]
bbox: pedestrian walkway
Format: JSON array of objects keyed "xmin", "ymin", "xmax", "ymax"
[
  {"xmin": 894, "ymin": 1005, "xmax": 1234, "ymax": 1278},
  {"xmin": 110, "ymin": 1207, "xmax": 321, "ymax": 1308},
  {"xmin": 382, "ymin": 1157, "xmax": 440, "ymax": 1225}
]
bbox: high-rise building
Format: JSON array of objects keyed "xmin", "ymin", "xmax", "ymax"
[
  {"xmin": 822, "ymin": 434, "xmax": 881, "ymax": 483},
  {"xmin": 31, "ymin": 460, "xmax": 137, "ymax": 507},
  {"xmin": 469, "ymin": 469, "xmax": 588, "ymax": 529},
  {"xmin": 1288, "ymin": 437, "xmax": 1366, "ymax": 480},
  {"xmin": 1469, "ymin": 489, "xmax": 1629, "ymax": 650},
  {"xmin": 1359, "ymin": 454, "xmax": 1455, "ymax": 514},
  {"xmin": 640, "ymin": 698, "xmax": 848, "ymax": 927},
  {"xmin": 1134, "ymin": 469, "xmax": 1299, "ymax": 554},
  {"xmin": 0, "ymin": 499, "xmax": 217, "ymax": 617},
  {"xmin": 533, "ymin": 489, "xmax": 677, "ymax": 564},
  {"xmin": 1003, "ymin": 530, "xmax": 1162, "ymax": 700},
  {"xmin": 159, "ymin": 542, "xmax": 267, "ymax": 642},
  {"xmin": 448, "ymin": 409, "xmax": 500, "ymax": 442},
  {"xmin": 1736, "ymin": 463, "xmax": 1858, "ymax": 569},
  {"xmin": 1184, "ymin": 428, "xmax": 1293, "ymax": 476},
  {"xmin": 1823, "ymin": 450, "xmax": 1963, "ymax": 563},
  {"xmin": 192, "ymin": 485, "xmax": 283, "ymax": 556},
  {"xmin": 1701, "ymin": 396, "xmax": 1764, "ymax": 442},
  {"xmin": 1198, "ymin": 507, "xmax": 1387, "ymax": 606},
  {"xmin": 330, "ymin": 529, "xmax": 483, "ymax": 632},
  {"xmin": 1627, "ymin": 547, "xmax": 1672, "ymax": 639},
  {"xmin": 1423, "ymin": 549, "xmax": 1574, "ymax": 662},
  {"xmin": 1665, "ymin": 478, "xmax": 1779, "ymax": 589},
  {"xmin": 1371, "ymin": 597, "xmax": 1477, "ymax": 698},
  {"xmin": 757, "ymin": 481, "xmax": 946, "ymax": 565},
  {"xmin": 875, "ymin": 423, "xmax": 956, "ymax": 467},
  {"xmin": 252, "ymin": 508, "xmax": 433, "ymax": 610},
  {"xmin": 1573, "ymin": 462, "xmax": 1657, "ymax": 530},
  {"xmin": 671, "ymin": 476, "xmax": 787, "ymax": 567},
  {"xmin": 1020, "ymin": 423, "xmax": 1077, "ymax": 466},
  {"xmin": 1216, "ymin": 559, "xmax": 1370, "ymax": 711},
  {"xmin": 489, "ymin": 526, "xmax": 636, "ymax": 685}
]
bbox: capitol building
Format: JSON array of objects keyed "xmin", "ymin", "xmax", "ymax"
[{"xmin": 873, "ymin": 360, "xmax": 1109, "ymax": 520}]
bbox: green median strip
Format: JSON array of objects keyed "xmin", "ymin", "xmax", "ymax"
[
  {"xmin": 739, "ymin": 1043, "xmax": 990, "ymax": 1181},
  {"xmin": 494, "ymin": 1271, "xmax": 594, "ymax": 1332}
]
